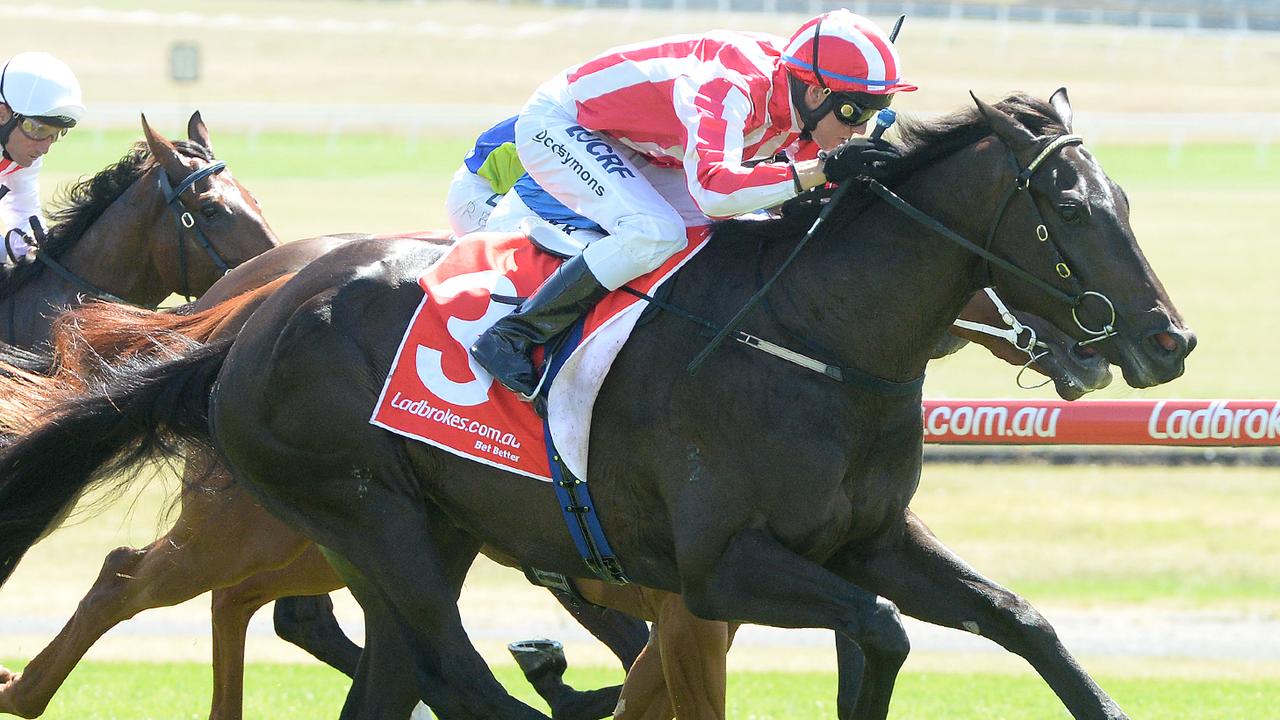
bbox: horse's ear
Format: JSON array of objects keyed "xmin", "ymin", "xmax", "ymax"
[
  {"xmin": 1049, "ymin": 87, "xmax": 1073, "ymax": 133},
  {"xmin": 970, "ymin": 91, "xmax": 1037, "ymax": 152},
  {"xmin": 187, "ymin": 110, "xmax": 213, "ymax": 154},
  {"xmin": 141, "ymin": 113, "xmax": 191, "ymax": 183}
]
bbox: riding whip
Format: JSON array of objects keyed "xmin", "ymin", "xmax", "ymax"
[{"xmin": 687, "ymin": 108, "xmax": 899, "ymax": 375}]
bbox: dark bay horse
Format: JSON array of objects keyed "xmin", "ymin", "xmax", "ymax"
[
  {"xmin": 0, "ymin": 92, "xmax": 1193, "ymax": 719},
  {"xmin": 0, "ymin": 224, "xmax": 1104, "ymax": 720},
  {"xmin": 0, "ymin": 112, "xmax": 278, "ymax": 350}
]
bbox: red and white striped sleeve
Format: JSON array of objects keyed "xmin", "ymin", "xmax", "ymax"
[{"xmin": 675, "ymin": 76, "xmax": 797, "ymax": 219}]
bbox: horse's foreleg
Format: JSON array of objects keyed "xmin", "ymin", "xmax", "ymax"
[
  {"xmin": 834, "ymin": 633, "xmax": 868, "ymax": 720},
  {"xmin": 676, "ymin": 528, "xmax": 908, "ymax": 720},
  {"xmin": 271, "ymin": 593, "xmax": 361, "ymax": 678},
  {"xmin": 838, "ymin": 510, "xmax": 1128, "ymax": 720},
  {"xmin": 209, "ymin": 545, "xmax": 345, "ymax": 720},
  {"xmin": 510, "ymin": 586, "xmax": 650, "ymax": 720}
]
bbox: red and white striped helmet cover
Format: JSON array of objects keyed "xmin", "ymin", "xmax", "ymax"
[{"xmin": 783, "ymin": 10, "xmax": 917, "ymax": 95}]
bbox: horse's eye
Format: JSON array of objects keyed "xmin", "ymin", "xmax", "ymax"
[
  {"xmin": 200, "ymin": 202, "xmax": 223, "ymax": 220},
  {"xmin": 1058, "ymin": 201, "xmax": 1084, "ymax": 224}
]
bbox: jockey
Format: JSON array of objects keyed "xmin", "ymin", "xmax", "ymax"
[
  {"xmin": 447, "ymin": 115, "xmax": 607, "ymax": 243},
  {"xmin": 0, "ymin": 52, "xmax": 85, "ymax": 263},
  {"xmin": 470, "ymin": 9, "xmax": 916, "ymax": 398},
  {"xmin": 444, "ymin": 116, "xmax": 524, "ymax": 237}
]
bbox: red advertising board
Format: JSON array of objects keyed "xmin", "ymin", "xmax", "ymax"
[{"xmin": 922, "ymin": 400, "xmax": 1280, "ymax": 447}]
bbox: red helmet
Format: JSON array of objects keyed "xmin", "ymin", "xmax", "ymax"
[{"xmin": 783, "ymin": 10, "xmax": 916, "ymax": 95}]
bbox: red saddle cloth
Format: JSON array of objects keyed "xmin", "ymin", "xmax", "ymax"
[{"xmin": 370, "ymin": 229, "xmax": 709, "ymax": 480}]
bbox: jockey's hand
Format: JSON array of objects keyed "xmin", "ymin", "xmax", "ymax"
[{"xmin": 821, "ymin": 137, "xmax": 901, "ymax": 183}]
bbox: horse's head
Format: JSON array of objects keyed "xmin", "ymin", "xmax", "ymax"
[
  {"xmin": 970, "ymin": 90, "xmax": 1194, "ymax": 389},
  {"xmin": 947, "ymin": 289, "xmax": 1112, "ymax": 401},
  {"xmin": 141, "ymin": 113, "xmax": 280, "ymax": 297}
]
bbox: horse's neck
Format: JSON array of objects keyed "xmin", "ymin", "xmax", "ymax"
[
  {"xmin": 769, "ymin": 150, "xmax": 1005, "ymax": 382},
  {"xmin": 56, "ymin": 175, "xmax": 170, "ymax": 308},
  {"xmin": 0, "ymin": 272, "xmax": 78, "ymax": 347}
]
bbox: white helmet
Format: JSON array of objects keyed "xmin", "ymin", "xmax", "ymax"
[{"xmin": 0, "ymin": 52, "xmax": 85, "ymax": 127}]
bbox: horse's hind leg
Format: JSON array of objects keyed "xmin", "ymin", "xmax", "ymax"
[
  {"xmin": 272, "ymin": 594, "xmax": 360, "ymax": 677},
  {"xmin": 209, "ymin": 545, "xmax": 345, "ymax": 720},
  {"xmin": 837, "ymin": 510, "xmax": 1128, "ymax": 720},
  {"xmin": 0, "ymin": 463, "xmax": 310, "ymax": 719},
  {"xmin": 322, "ymin": 551, "xmax": 431, "ymax": 720},
  {"xmin": 228, "ymin": 448, "xmax": 548, "ymax": 720}
]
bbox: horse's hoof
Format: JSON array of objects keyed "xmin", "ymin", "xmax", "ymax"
[{"xmin": 508, "ymin": 638, "xmax": 568, "ymax": 681}]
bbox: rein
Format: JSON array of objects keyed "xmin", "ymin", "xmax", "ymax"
[{"xmin": 676, "ymin": 130, "xmax": 1117, "ymax": 392}]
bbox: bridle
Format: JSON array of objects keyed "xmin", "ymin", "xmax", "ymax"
[
  {"xmin": 869, "ymin": 132, "xmax": 1119, "ymax": 348},
  {"xmin": 157, "ymin": 158, "xmax": 232, "ymax": 301},
  {"xmin": 951, "ymin": 286, "xmax": 1054, "ymax": 390},
  {"xmin": 682, "ymin": 128, "xmax": 1120, "ymax": 388},
  {"xmin": 23, "ymin": 156, "xmax": 234, "ymax": 310}
]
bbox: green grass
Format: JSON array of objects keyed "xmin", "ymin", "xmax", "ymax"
[{"xmin": 10, "ymin": 660, "xmax": 1276, "ymax": 719}]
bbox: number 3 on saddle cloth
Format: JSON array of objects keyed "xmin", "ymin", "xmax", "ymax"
[{"xmin": 370, "ymin": 227, "xmax": 709, "ymax": 484}]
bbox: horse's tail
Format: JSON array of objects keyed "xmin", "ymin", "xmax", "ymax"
[
  {"xmin": 0, "ymin": 336, "xmax": 231, "ymax": 587},
  {"xmin": 49, "ymin": 275, "xmax": 293, "ymax": 378},
  {"xmin": 0, "ymin": 346, "xmax": 57, "ymax": 439},
  {"xmin": 0, "ymin": 343, "xmax": 54, "ymax": 375}
]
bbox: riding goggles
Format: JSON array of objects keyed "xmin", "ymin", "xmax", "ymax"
[
  {"xmin": 829, "ymin": 91, "xmax": 894, "ymax": 128},
  {"xmin": 17, "ymin": 116, "xmax": 70, "ymax": 142}
]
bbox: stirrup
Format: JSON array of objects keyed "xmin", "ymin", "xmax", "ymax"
[{"xmin": 521, "ymin": 348, "xmax": 554, "ymax": 402}]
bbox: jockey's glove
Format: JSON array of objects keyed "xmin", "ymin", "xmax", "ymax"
[{"xmin": 821, "ymin": 137, "xmax": 902, "ymax": 184}]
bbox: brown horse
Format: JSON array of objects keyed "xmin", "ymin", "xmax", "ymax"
[
  {"xmin": 0, "ymin": 92, "xmax": 1192, "ymax": 719},
  {"xmin": 0, "ymin": 112, "xmax": 279, "ymax": 350},
  {"xmin": 0, "ymin": 226, "xmax": 1105, "ymax": 720}
]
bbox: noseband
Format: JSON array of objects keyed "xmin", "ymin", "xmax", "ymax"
[{"xmin": 157, "ymin": 159, "xmax": 234, "ymax": 300}]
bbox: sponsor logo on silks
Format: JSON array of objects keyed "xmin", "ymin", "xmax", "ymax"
[
  {"xmin": 922, "ymin": 404, "xmax": 1062, "ymax": 439},
  {"xmin": 564, "ymin": 125, "xmax": 638, "ymax": 179},
  {"xmin": 1147, "ymin": 400, "xmax": 1280, "ymax": 441},
  {"xmin": 534, "ymin": 129, "xmax": 609, "ymax": 198}
]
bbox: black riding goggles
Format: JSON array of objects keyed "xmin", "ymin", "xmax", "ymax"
[{"xmin": 828, "ymin": 91, "xmax": 894, "ymax": 128}]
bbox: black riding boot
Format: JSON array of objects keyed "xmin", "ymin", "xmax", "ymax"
[{"xmin": 470, "ymin": 254, "xmax": 609, "ymax": 398}]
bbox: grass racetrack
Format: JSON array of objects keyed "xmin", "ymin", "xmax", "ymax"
[
  {"xmin": 3, "ymin": 661, "xmax": 1277, "ymax": 719},
  {"xmin": 5, "ymin": 1, "xmax": 1280, "ymax": 717}
]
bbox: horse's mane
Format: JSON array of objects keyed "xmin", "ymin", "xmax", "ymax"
[
  {"xmin": 716, "ymin": 92, "xmax": 1069, "ymax": 248},
  {"xmin": 0, "ymin": 139, "xmax": 215, "ymax": 300}
]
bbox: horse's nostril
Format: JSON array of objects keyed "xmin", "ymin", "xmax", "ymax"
[
  {"xmin": 1153, "ymin": 332, "xmax": 1178, "ymax": 353},
  {"xmin": 1072, "ymin": 343, "xmax": 1098, "ymax": 359}
]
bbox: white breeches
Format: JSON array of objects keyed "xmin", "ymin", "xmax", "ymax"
[
  {"xmin": 513, "ymin": 80, "xmax": 707, "ymax": 290},
  {"xmin": 443, "ymin": 165, "xmax": 502, "ymax": 238}
]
